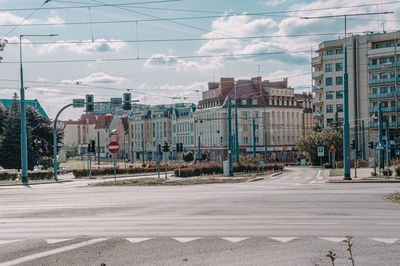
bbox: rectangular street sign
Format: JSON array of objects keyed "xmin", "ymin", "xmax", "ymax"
[
  {"xmin": 318, "ymin": 146, "xmax": 324, "ymax": 157},
  {"xmin": 73, "ymin": 99, "xmax": 85, "ymax": 108}
]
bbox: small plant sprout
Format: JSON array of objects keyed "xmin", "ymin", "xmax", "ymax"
[
  {"xmin": 326, "ymin": 250, "xmax": 336, "ymax": 266},
  {"xmin": 342, "ymin": 235, "xmax": 355, "ymax": 266}
]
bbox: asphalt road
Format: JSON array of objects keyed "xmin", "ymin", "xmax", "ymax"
[{"xmin": 0, "ymin": 167, "xmax": 399, "ymax": 265}]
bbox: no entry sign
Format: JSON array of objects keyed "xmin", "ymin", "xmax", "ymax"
[{"xmin": 108, "ymin": 141, "xmax": 119, "ymax": 153}]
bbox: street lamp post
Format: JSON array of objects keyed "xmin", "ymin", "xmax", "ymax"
[{"xmin": 19, "ymin": 34, "xmax": 57, "ymax": 183}]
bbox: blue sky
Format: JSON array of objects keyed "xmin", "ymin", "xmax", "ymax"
[{"xmin": 0, "ymin": 0, "xmax": 399, "ymax": 120}]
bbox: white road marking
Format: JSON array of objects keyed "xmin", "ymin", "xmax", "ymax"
[
  {"xmin": 277, "ymin": 223, "xmax": 338, "ymax": 225},
  {"xmin": 45, "ymin": 239, "xmax": 73, "ymax": 244},
  {"xmin": 126, "ymin": 238, "xmax": 152, "ymax": 243},
  {"xmin": 369, "ymin": 238, "xmax": 398, "ymax": 244},
  {"xmin": 319, "ymin": 237, "xmax": 346, "ymax": 243},
  {"xmin": 268, "ymin": 237, "xmax": 297, "ymax": 243},
  {"xmin": 0, "ymin": 238, "xmax": 107, "ymax": 266},
  {"xmin": 221, "ymin": 237, "xmax": 249, "ymax": 243},
  {"xmin": 173, "ymin": 237, "xmax": 200, "ymax": 243},
  {"xmin": 0, "ymin": 240, "xmax": 21, "ymax": 245},
  {"xmin": 317, "ymin": 170, "xmax": 323, "ymax": 180}
]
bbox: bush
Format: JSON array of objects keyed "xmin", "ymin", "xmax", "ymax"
[
  {"xmin": 28, "ymin": 170, "xmax": 53, "ymax": 180},
  {"xmin": 358, "ymin": 160, "xmax": 369, "ymax": 168},
  {"xmin": 72, "ymin": 166, "xmax": 177, "ymax": 178},
  {"xmin": 382, "ymin": 169, "xmax": 393, "ymax": 176},
  {"xmin": 0, "ymin": 171, "xmax": 19, "ymax": 181},
  {"xmin": 395, "ymin": 166, "xmax": 400, "ymax": 177}
]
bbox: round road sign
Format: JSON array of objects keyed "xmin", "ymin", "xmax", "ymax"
[{"xmin": 108, "ymin": 141, "xmax": 119, "ymax": 153}]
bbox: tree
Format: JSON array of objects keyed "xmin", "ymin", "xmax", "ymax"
[
  {"xmin": 66, "ymin": 144, "xmax": 79, "ymax": 158},
  {"xmin": 0, "ymin": 38, "xmax": 7, "ymax": 62},
  {"xmin": 0, "ymin": 94, "xmax": 63, "ymax": 170},
  {"xmin": 296, "ymin": 129, "xmax": 343, "ymax": 166}
]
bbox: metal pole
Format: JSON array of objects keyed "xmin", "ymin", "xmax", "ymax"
[
  {"xmin": 378, "ymin": 103, "xmax": 383, "ymax": 169},
  {"xmin": 89, "ymin": 152, "xmax": 92, "ymax": 179},
  {"xmin": 97, "ymin": 130, "xmax": 100, "ymax": 165},
  {"xmin": 252, "ymin": 111, "xmax": 256, "ymax": 158},
  {"xmin": 362, "ymin": 120, "xmax": 366, "ymax": 160},
  {"xmin": 157, "ymin": 144, "xmax": 160, "ymax": 178},
  {"xmin": 374, "ymin": 148, "xmax": 377, "ymax": 176},
  {"xmin": 53, "ymin": 103, "xmax": 74, "ymax": 181},
  {"xmin": 114, "ymin": 153, "xmax": 116, "ymax": 182},
  {"xmin": 228, "ymin": 96, "xmax": 233, "ymax": 176},
  {"xmin": 343, "ymin": 15, "xmax": 351, "ymax": 180},
  {"xmin": 19, "ymin": 35, "xmax": 28, "ymax": 183},
  {"xmin": 178, "ymin": 155, "xmax": 181, "ymax": 177},
  {"xmin": 164, "ymin": 150, "xmax": 168, "ymax": 179},
  {"xmin": 209, "ymin": 118, "xmax": 213, "ymax": 161},
  {"xmin": 234, "ymin": 84, "xmax": 239, "ymax": 163},
  {"xmin": 264, "ymin": 131, "xmax": 268, "ymax": 163},
  {"xmin": 386, "ymin": 117, "xmax": 391, "ymax": 180},
  {"xmin": 142, "ymin": 137, "xmax": 145, "ymax": 166}
]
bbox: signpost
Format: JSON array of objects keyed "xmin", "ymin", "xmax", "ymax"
[
  {"xmin": 329, "ymin": 145, "xmax": 336, "ymax": 169},
  {"xmin": 108, "ymin": 141, "xmax": 119, "ymax": 181},
  {"xmin": 318, "ymin": 147, "xmax": 324, "ymax": 167},
  {"xmin": 376, "ymin": 142, "xmax": 385, "ymax": 177}
]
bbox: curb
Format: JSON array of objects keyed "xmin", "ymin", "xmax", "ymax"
[
  {"xmin": 0, "ymin": 180, "xmax": 73, "ymax": 187},
  {"xmin": 328, "ymin": 179, "xmax": 400, "ymax": 183},
  {"xmin": 272, "ymin": 172, "xmax": 283, "ymax": 177},
  {"xmin": 248, "ymin": 177, "xmax": 264, "ymax": 182}
]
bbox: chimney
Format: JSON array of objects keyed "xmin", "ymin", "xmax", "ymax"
[
  {"xmin": 251, "ymin": 76, "xmax": 262, "ymax": 91},
  {"xmin": 217, "ymin": 77, "xmax": 234, "ymax": 97},
  {"xmin": 208, "ymin": 82, "xmax": 219, "ymax": 90}
]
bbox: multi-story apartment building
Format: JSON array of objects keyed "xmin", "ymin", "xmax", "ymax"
[
  {"xmin": 195, "ymin": 76, "xmax": 304, "ymax": 162},
  {"xmin": 312, "ymin": 31, "xmax": 400, "ymax": 153},
  {"xmin": 171, "ymin": 103, "xmax": 196, "ymax": 158}
]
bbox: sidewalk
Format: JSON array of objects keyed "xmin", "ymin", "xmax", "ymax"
[{"xmin": 326, "ymin": 167, "xmax": 400, "ymax": 183}]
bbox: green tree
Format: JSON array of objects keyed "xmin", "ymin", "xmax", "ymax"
[
  {"xmin": 0, "ymin": 38, "xmax": 7, "ymax": 62},
  {"xmin": 66, "ymin": 143, "xmax": 79, "ymax": 158},
  {"xmin": 296, "ymin": 129, "xmax": 343, "ymax": 166}
]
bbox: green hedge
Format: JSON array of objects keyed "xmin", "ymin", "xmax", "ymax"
[
  {"xmin": 73, "ymin": 166, "xmax": 177, "ymax": 178},
  {"xmin": 0, "ymin": 170, "xmax": 53, "ymax": 181},
  {"xmin": 175, "ymin": 162, "xmax": 284, "ymax": 178}
]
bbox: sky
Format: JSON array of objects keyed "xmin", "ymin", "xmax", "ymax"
[{"xmin": 0, "ymin": 0, "xmax": 399, "ymax": 120}]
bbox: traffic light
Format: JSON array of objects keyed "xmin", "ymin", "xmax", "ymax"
[
  {"xmin": 350, "ymin": 140, "xmax": 355, "ymax": 150},
  {"xmin": 123, "ymin": 93, "xmax": 131, "ymax": 110},
  {"xmin": 90, "ymin": 140, "xmax": 96, "ymax": 153},
  {"xmin": 176, "ymin": 143, "xmax": 183, "ymax": 152},
  {"xmin": 368, "ymin": 141, "xmax": 374, "ymax": 149},
  {"xmin": 163, "ymin": 142, "xmax": 170, "ymax": 152},
  {"xmin": 85, "ymin": 94, "xmax": 94, "ymax": 112},
  {"xmin": 158, "ymin": 143, "xmax": 162, "ymax": 154}
]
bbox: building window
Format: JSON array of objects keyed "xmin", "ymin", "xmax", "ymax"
[
  {"xmin": 372, "ymin": 87, "xmax": 378, "ymax": 94},
  {"xmin": 391, "ymin": 86, "xmax": 396, "ymax": 92},
  {"xmin": 255, "ymin": 124, "xmax": 259, "ymax": 131},
  {"xmin": 327, "ymin": 118, "xmax": 334, "ymax": 125},
  {"xmin": 336, "ymin": 76, "xmax": 343, "ymax": 85},
  {"xmin": 255, "ymin": 137, "xmax": 259, "ymax": 143},
  {"xmin": 272, "ymin": 111, "xmax": 275, "ymax": 118},
  {"xmin": 326, "ymin": 91, "xmax": 334, "ymax": 99},
  {"xmin": 244, "ymin": 137, "xmax": 248, "ymax": 144},
  {"xmin": 380, "ymin": 87, "xmax": 388, "ymax": 93},
  {"xmin": 336, "ymin": 49, "xmax": 343, "ymax": 54},
  {"xmin": 337, "ymin": 104, "xmax": 344, "ymax": 112},
  {"xmin": 243, "ymin": 124, "xmax": 248, "ymax": 131},
  {"xmin": 255, "ymin": 111, "xmax": 259, "ymax": 118},
  {"xmin": 379, "ymin": 58, "xmax": 388, "ymax": 64},
  {"xmin": 242, "ymin": 112, "xmax": 248, "ymax": 119},
  {"xmin": 252, "ymin": 99, "xmax": 258, "ymax": 105},
  {"xmin": 327, "ymin": 50, "xmax": 334, "ymax": 55},
  {"xmin": 326, "ymin": 105, "xmax": 334, "ymax": 113},
  {"xmin": 241, "ymin": 99, "xmax": 247, "ymax": 105},
  {"xmin": 326, "ymin": 77, "xmax": 333, "ymax": 86},
  {"xmin": 336, "ymin": 63, "xmax": 343, "ymax": 71},
  {"xmin": 325, "ymin": 64, "xmax": 333, "ymax": 72},
  {"xmin": 336, "ymin": 91, "xmax": 344, "ymax": 99}
]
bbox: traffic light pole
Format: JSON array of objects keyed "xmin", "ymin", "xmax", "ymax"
[
  {"xmin": 386, "ymin": 117, "xmax": 391, "ymax": 180},
  {"xmin": 362, "ymin": 120, "xmax": 366, "ymax": 160},
  {"xmin": 53, "ymin": 103, "xmax": 74, "ymax": 182},
  {"xmin": 164, "ymin": 151, "xmax": 168, "ymax": 179},
  {"xmin": 228, "ymin": 97, "xmax": 233, "ymax": 176}
]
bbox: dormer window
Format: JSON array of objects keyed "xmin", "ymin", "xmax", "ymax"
[
  {"xmin": 252, "ymin": 99, "xmax": 257, "ymax": 105},
  {"xmin": 241, "ymin": 99, "xmax": 247, "ymax": 105}
]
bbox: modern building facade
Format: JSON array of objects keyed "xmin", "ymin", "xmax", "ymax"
[{"xmin": 312, "ymin": 31, "xmax": 400, "ymax": 154}]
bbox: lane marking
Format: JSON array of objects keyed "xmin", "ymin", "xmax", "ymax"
[
  {"xmin": 221, "ymin": 237, "xmax": 249, "ymax": 243},
  {"xmin": 319, "ymin": 237, "xmax": 346, "ymax": 243},
  {"xmin": 317, "ymin": 170, "xmax": 323, "ymax": 180},
  {"xmin": 45, "ymin": 239, "xmax": 73, "ymax": 244},
  {"xmin": 0, "ymin": 238, "xmax": 107, "ymax": 266},
  {"xmin": 369, "ymin": 238, "xmax": 398, "ymax": 244},
  {"xmin": 173, "ymin": 237, "xmax": 200, "ymax": 243},
  {"xmin": 126, "ymin": 238, "xmax": 152, "ymax": 244},
  {"xmin": 0, "ymin": 240, "xmax": 21, "ymax": 245},
  {"xmin": 277, "ymin": 223, "xmax": 339, "ymax": 225},
  {"xmin": 268, "ymin": 237, "xmax": 297, "ymax": 243}
]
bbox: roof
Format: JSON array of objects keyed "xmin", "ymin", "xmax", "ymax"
[
  {"xmin": 0, "ymin": 98, "xmax": 49, "ymax": 119},
  {"xmin": 95, "ymin": 114, "xmax": 114, "ymax": 129}
]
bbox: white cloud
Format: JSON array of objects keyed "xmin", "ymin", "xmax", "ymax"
[
  {"xmin": 143, "ymin": 54, "xmax": 223, "ymax": 72},
  {"xmin": 0, "ymin": 12, "xmax": 64, "ymax": 26},
  {"xmin": 62, "ymin": 72, "xmax": 126, "ymax": 84},
  {"xmin": 36, "ymin": 39, "xmax": 127, "ymax": 55},
  {"xmin": 261, "ymin": 0, "xmax": 287, "ymax": 7}
]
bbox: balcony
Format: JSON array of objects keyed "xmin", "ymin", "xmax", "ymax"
[
  {"xmin": 312, "ymin": 71, "xmax": 323, "ymax": 78},
  {"xmin": 368, "ymin": 77, "xmax": 395, "ymax": 85},
  {"xmin": 312, "ymin": 98, "xmax": 324, "ymax": 105},
  {"xmin": 368, "ymin": 92, "xmax": 396, "ymax": 99},
  {"xmin": 368, "ymin": 62, "xmax": 400, "ymax": 71},
  {"xmin": 369, "ymin": 106, "xmax": 400, "ymax": 113},
  {"xmin": 312, "ymin": 56, "xmax": 322, "ymax": 65},
  {"xmin": 313, "ymin": 111, "xmax": 324, "ymax": 118},
  {"xmin": 368, "ymin": 47, "xmax": 400, "ymax": 58},
  {"xmin": 312, "ymin": 84, "xmax": 323, "ymax": 91},
  {"xmin": 370, "ymin": 121, "xmax": 400, "ymax": 128}
]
